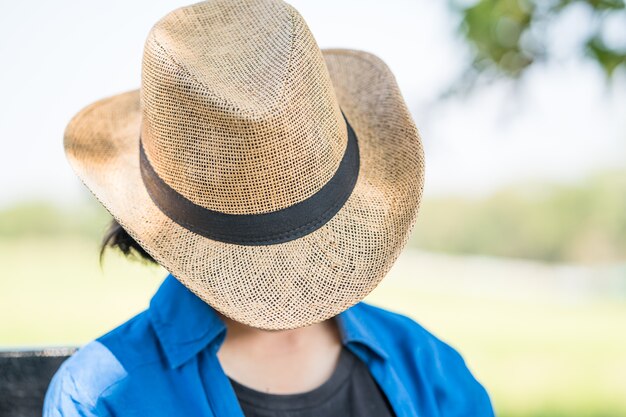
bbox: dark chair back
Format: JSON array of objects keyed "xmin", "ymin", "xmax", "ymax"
[{"xmin": 0, "ymin": 349, "xmax": 76, "ymax": 417}]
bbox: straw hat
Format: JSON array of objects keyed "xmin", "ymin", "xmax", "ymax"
[{"xmin": 64, "ymin": 0, "xmax": 425, "ymax": 330}]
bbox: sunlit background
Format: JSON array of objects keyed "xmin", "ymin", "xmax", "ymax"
[{"xmin": 1, "ymin": 1, "xmax": 625, "ymax": 416}]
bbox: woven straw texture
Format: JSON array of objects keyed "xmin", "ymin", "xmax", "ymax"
[{"xmin": 64, "ymin": 0, "xmax": 425, "ymax": 330}]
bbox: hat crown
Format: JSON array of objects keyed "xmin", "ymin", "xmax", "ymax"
[{"xmin": 140, "ymin": 0, "xmax": 346, "ymax": 215}]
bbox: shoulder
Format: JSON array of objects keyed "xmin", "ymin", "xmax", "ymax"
[
  {"xmin": 43, "ymin": 341, "xmax": 124, "ymax": 416},
  {"xmin": 353, "ymin": 302, "xmax": 495, "ymax": 416},
  {"xmin": 353, "ymin": 301, "xmax": 476, "ymax": 371},
  {"xmin": 44, "ymin": 311, "xmax": 164, "ymax": 416}
]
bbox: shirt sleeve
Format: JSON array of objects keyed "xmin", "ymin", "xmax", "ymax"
[
  {"xmin": 43, "ymin": 363, "xmax": 104, "ymax": 417},
  {"xmin": 426, "ymin": 339, "xmax": 495, "ymax": 417}
]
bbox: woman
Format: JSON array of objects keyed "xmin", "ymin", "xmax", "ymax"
[{"xmin": 44, "ymin": 0, "xmax": 494, "ymax": 416}]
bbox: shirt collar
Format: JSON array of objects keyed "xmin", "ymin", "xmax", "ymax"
[
  {"xmin": 335, "ymin": 304, "xmax": 389, "ymax": 361},
  {"xmin": 149, "ymin": 274, "xmax": 388, "ymax": 369},
  {"xmin": 149, "ymin": 274, "xmax": 226, "ymax": 368}
]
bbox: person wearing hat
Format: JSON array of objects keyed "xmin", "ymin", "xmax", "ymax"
[{"xmin": 44, "ymin": 0, "xmax": 494, "ymax": 416}]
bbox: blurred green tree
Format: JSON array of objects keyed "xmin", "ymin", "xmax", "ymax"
[
  {"xmin": 409, "ymin": 170, "xmax": 626, "ymax": 263},
  {"xmin": 451, "ymin": 0, "xmax": 626, "ymax": 85}
]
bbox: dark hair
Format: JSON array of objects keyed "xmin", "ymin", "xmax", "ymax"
[{"xmin": 100, "ymin": 219, "xmax": 157, "ymax": 264}]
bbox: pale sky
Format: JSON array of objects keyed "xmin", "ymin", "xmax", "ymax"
[{"xmin": 0, "ymin": 0, "xmax": 624, "ymax": 208}]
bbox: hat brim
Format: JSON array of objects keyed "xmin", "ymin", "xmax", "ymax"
[{"xmin": 64, "ymin": 49, "xmax": 424, "ymax": 330}]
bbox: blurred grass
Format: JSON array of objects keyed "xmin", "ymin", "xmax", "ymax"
[
  {"xmin": 0, "ymin": 237, "xmax": 164, "ymax": 345},
  {"xmin": 1, "ymin": 236, "xmax": 625, "ymax": 417}
]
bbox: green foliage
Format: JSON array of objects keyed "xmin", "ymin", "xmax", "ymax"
[
  {"xmin": 452, "ymin": 0, "xmax": 626, "ymax": 82},
  {"xmin": 587, "ymin": 34, "xmax": 626, "ymax": 76},
  {"xmin": 461, "ymin": 0, "xmax": 535, "ymax": 77},
  {"xmin": 410, "ymin": 170, "xmax": 626, "ymax": 263}
]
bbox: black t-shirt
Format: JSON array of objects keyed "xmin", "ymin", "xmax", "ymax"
[{"xmin": 227, "ymin": 347, "xmax": 396, "ymax": 417}]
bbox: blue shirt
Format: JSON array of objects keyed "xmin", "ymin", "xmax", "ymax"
[{"xmin": 44, "ymin": 274, "xmax": 494, "ymax": 417}]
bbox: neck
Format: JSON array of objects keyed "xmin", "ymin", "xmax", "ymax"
[{"xmin": 215, "ymin": 312, "xmax": 343, "ymax": 394}]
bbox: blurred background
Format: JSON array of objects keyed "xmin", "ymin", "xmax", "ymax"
[{"xmin": 1, "ymin": 0, "xmax": 625, "ymax": 416}]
